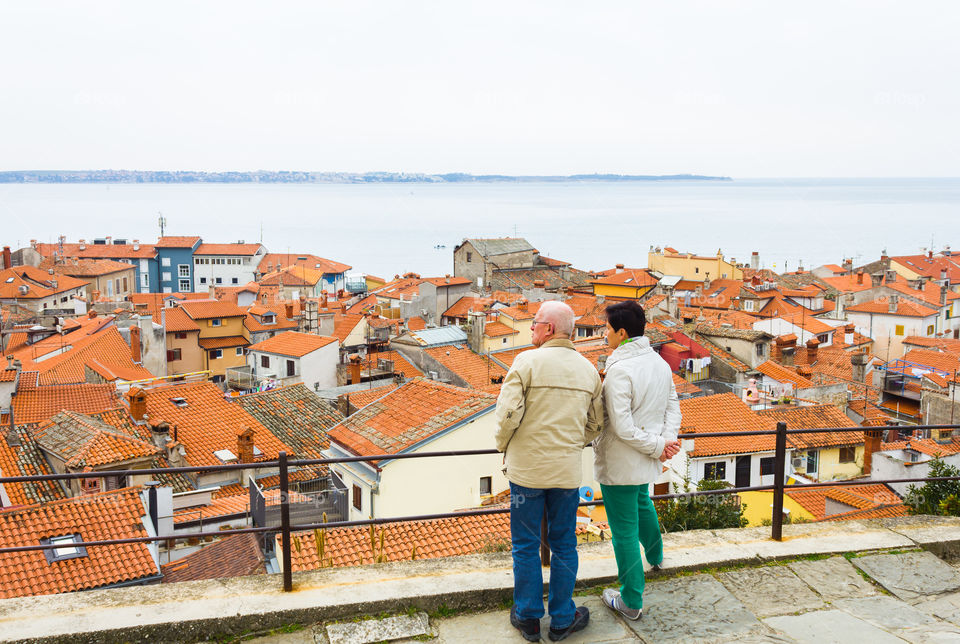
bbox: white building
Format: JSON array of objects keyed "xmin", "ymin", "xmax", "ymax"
[
  {"xmin": 246, "ymin": 331, "xmax": 338, "ymax": 390},
  {"xmin": 193, "ymin": 243, "xmax": 266, "ymax": 288},
  {"xmin": 846, "ymin": 295, "xmax": 941, "ymax": 360}
]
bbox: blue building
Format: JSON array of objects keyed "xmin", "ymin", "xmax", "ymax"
[{"xmin": 153, "ymin": 236, "xmax": 202, "ymax": 293}]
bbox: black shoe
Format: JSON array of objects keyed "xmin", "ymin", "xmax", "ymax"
[
  {"xmin": 548, "ymin": 606, "xmax": 589, "ymax": 642},
  {"xmin": 511, "ymin": 607, "xmax": 541, "ymax": 641}
]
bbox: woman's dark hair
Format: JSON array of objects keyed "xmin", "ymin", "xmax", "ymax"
[{"xmin": 605, "ymin": 300, "xmax": 646, "ymax": 338}]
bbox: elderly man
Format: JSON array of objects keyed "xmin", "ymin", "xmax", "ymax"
[{"xmin": 495, "ymin": 300, "xmax": 603, "ymax": 642}]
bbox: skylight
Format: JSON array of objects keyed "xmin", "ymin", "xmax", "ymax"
[
  {"xmin": 4, "ymin": 277, "xmax": 13, "ymax": 283},
  {"xmin": 169, "ymin": 397, "xmax": 188, "ymax": 408},
  {"xmin": 50, "ymin": 535, "xmax": 81, "ymax": 557},
  {"xmin": 214, "ymin": 449, "xmax": 237, "ymax": 463}
]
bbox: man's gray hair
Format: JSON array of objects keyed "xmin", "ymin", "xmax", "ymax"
[{"xmin": 539, "ymin": 300, "xmax": 576, "ymax": 337}]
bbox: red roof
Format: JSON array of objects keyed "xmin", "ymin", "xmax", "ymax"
[
  {"xmin": 257, "ymin": 253, "xmax": 351, "ymax": 276},
  {"xmin": 179, "ymin": 299, "xmax": 247, "ymax": 320},
  {"xmin": 247, "ymin": 331, "xmax": 337, "ymax": 357},
  {"xmin": 34, "ymin": 241, "xmax": 155, "ymax": 260},
  {"xmin": 845, "ymin": 298, "xmax": 938, "ymax": 317},
  {"xmin": 194, "ymin": 243, "xmax": 263, "ymax": 256},
  {"xmin": 679, "ymin": 393, "xmax": 776, "ymax": 457},
  {"xmin": 590, "ymin": 268, "xmax": 658, "ymax": 288},
  {"xmin": 0, "ymin": 266, "xmax": 88, "ymax": 299},
  {"xmin": 155, "ymin": 236, "xmax": 201, "ymax": 248},
  {"xmin": 163, "ymin": 307, "xmax": 201, "ymax": 332},
  {"xmin": 197, "ymin": 335, "xmax": 249, "ymax": 350},
  {"xmin": 755, "ymin": 360, "xmax": 815, "ymax": 389},
  {"xmin": 483, "ymin": 321, "xmax": 519, "ymax": 338},
  {"xmin": 12, "ymin": 383, "xmax": 118, "ymax": 424},
  {"xmin": 39, "ymin": 257, "xmax": 134, "ymax": 278}
]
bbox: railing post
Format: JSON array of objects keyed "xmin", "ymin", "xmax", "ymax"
[
  {"xmin": 771, "ymin": 421, "xmax": 787, "ymax": 541},
  {"xmin": 279, "ymin": 451, "xmax": 293, "ymax": 592},
  {"xmin": 540, "ymin": 507, "xmax": 550, "ymax": 567}
]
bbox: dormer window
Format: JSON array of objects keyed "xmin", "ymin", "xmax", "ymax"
[
  {"xmin": 41, "ymin": 534, "xmax": 87, "ymax": 563},
  {"xmin": 169, "ymin": 397, "xmax": 188, "ymax": 408},
  {"xmin": 210, "ymin": 318, "xmax": 222, "ymax": 327}
]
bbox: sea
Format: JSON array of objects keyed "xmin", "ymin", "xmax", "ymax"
[{"xmin": 1, "ymin": 178, "xmax": 958, "ymax": 280}]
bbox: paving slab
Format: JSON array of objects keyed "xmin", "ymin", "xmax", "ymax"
[
  {"xmin": 916, "ymin": 592, "xmax": 960, "ymax": 627},
  {"xmin": 325, "ymin": 613, "xmax": 429, "ymax": 644},
  {"xmin": 716, "ymin": 566, "xmax": 824, "ymax": 617},
  {"xmin": 240, "ymin": 626, "xmax": 320, "ymax": 644},
  {"xmin": 896, "ymin": 623, "xmax": 960, "ymax": 643},
  {"xmin": 721, "ymin": 521, "xmax": 914, "ymax": 561},
  {"xmin": 623, "ymin": 574, "xmax": 765, "ymax": 643},
  {"xmin": 853, "ymin": 552, "xmax": 960, "ymax": 602},
  {"xmin": 434, "ymin": 596, "xmax": 636, "ymax": 643},
  {"xmin": 833, "ymin": 596, "xmax": 940, "ymax": 632},
  {"xmin": 786, "ymin": 556, "xmax": 879, "ymax": 599},
  {"xmin": 875, "ymin": 516, "xmax": 960, "ymax": 559},
  {"xmin": 764, "ymin": 609, "xmax": 908, "ymax": 644}
]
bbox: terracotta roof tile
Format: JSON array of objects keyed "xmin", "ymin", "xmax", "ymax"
[
  {"xmin": 194, "ymin": 243, "xmax": 262, "ymax": 256},
  {"xmin": 890, "ymin": 254, "xmax": 960, "ymax": 283},
  {"xmin": 488, "ymin": 346, "xmax": 535, "ymax": 369},
  {"xmin": 39, "ymin": 257, "xmax": 134, "ymax": 278},
  {"xmin": 179, "ymin": 300, "xmax": 247, "ymax": 320},
  {"xmin": 346, "ymin": 383, "xmax": 402, "ymax": 410},
  {"xmin": 757, "ymin": 404, "xmax": 863, "ymax": 450},
  {"xmin": 672, "ymin": 374, "xmax": 702, "ymax": 395},
  {"xmin": 258, "ymin": 265, "xmax": 325, "ymax": 287},
  {"xmin": 247, "ymin": 331, "xmax": 337, "ymax": 357},
  {"xmin": 0, "ymin": 425, "xmax": 65, "ymax": 507},
  {"xmin": 327, "ymin": 379, "xmax": 496, "ymax": 458},
  {"xmin": 155, "ymin": 236, "xmax": 201, "ymax": 248},
  {"xmin": 882, "ymin": 438, "xmax": 960, "ymax": 457},
  {"xmin": 34, "ymin": 241, "xmax": 155, "ymax": 260},
  {"xmin": 0, "ymin": 487, "xmax": 158, "ymax": 598},
  {"xmin": 332, "ymin": 314, "xmax": 363, "ymax": 343},
  {"xmin": 407, "ymin": 316, "xmax": 427, "ymax": 331},
  {"xmin": 33, "ymin": 411, "xmax": 160, "ymax": 468},
  {"xmin": 234, "ymin": 384, "xmax": 338, "ymax": 461},
  {"xmin": 142, "ymin": 381, "xmax": 295, "ymax": 467},
  {"xmin": 679, "ymin": 393, "xmax": 777, "ymax": 457},
  {"xmin": 590, "ymin": 268, "xmax": 658, "ymax": 288},
  {"xmin": 198, "ymin": 335, "xmax": 250, "ymax": 350},
  {"xmin": 0, "ymin": 266, "xmax": 88, "ymax": 299},
  {"xmin": 483, "ymin": 321, "xmax": 519, "ymax": 338},
  {"xmin": 257, "ymin": 253, "xmax": 351, "ymax": 276},
  {"xmin": 902, "ymin": 335, "xmax": 960, "ymax": 354},
  {"xmin": 846, "ymin": 298, "xmax": 938, "ymax": 317},
  {"xmin": 283, "ymin": 512, "xmax": 511, "ymax": 571},
  {"xmin": 161, "ymin": 533, "xmax": 265, "ymax": 583},
  {"xmin": 755, "ymin": 360, "xmax": 815, "ymax": 389},
  {"xmin": 128, "ymin": 292, "xmax": 210, "ymax": 319},
  {"xmin": 364, "ymin": 350, "xmax": 422, "ymax": 380},
  {"xmin": 423, "ymin": 345, "xmax": 508, "ymax": 390},
  {"xmin": 11, "ymin": 383, "xmax": 118, "ymax": 424},
  {"xmin": 163, "ymin": 307, "xmax": 201, "ymax": 332},
  {"xmin": 786, "ymin": 484, "xmax": 901, "ymax": 521}
]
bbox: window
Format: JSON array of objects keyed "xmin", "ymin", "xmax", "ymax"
[
  {"xmin": 162, "ymin": 271, "xmax": 172, "ymax": 282},
  {"xmin": 215, "ymin": 277, "xmax": 223, "ymax": 284},
  {"xmin": 838, "ymin": 446, "xmax": 856, "ymax": 463},
  {"xmin": 175, "ymin": 332, "xmax": 187, "ymax": 340},
  {"xmin": 704, "ymin": 461, "xmax": 726, "ymax": 480},
  {"xmin": 232, "ymin": 277, "xmax": 239, "ymax": 284},
  {"xmin": 179, "ymin": 264, "xmax": 190, "ymax": 279},
  {"xmin": 236, "ymin": 347, "xmax": 244, "ymax": 356},
  {"xmin": 114, "ymin": 279, "xmax": 120, "ymax": 294},
  {"xmin": 755, "ymin": 343, "xmax": 764, "ymax": 357},
  {"xmin": 927, "ymin": 324, "xmax": 936, "ymax": 335},
  {"xmin": 141, "ymin": 273, "xmax": 149, "ymax": 288},
  {"xmin": 895, "ymin": 324, "xmax": 905, "ymax": 336},
  {"xmin": 466, "ymin": 252, "xmax": 472, "ymax": 262},
  {"xmin": 209, "ymin": 349, "xmax": 222, "ymax": 360},
  {"xmin": 760, "ymin": 457, "xmax": 775, "ymax": 476},
  {"xmin": 166, "ymin": 348, "xmax": 182, "ymax": 361},
  {"xmin": 502, "ymin": 337, "xmax": 508, "ymax": 344},
  {"xmin": 480, "ymin": 476, "xmax": 492, "ymax": 496},
  {"xmin": 352, "ymin": 484, "xmax": 362, "ymax": 511},
  {"xmin": 261, "ymin": 355, "xmax": 270, "ymax": 368},
  {"xmin": 817, "ymin": 334, "xmax": 829, "ymax": 344},
  {"xmin": 178, "ymin": 279, "xmax": 190, "ymax": 291},
  {"xmin": 695, "ymin": 267, "xmax": 699, "ymax": 274},
  {"xmin": 210, "ymin": 318, "xmax": 222, "ymax": 327},
  {"xmin": 199, "ymin": 277, "xmax": 207, "ymax": 284},
  {"xmin": 806, "ymin": 450, "xmax": 819, "ymax": 475},
  {"xmin": 286, "ymin": 359, "xmax": 296, "ymax": 377},
  {"xmin": 195, "ymin": 258, "xmax": 201, "ymax": 265},
  {"xmin": 743, "ymin": 300, "xmax": 754, "ymax": 312},
  {"xmin": 263, "ymin": 315, "xmax": 275, "ymax": 325},
  {"xmin": 161, "ymin": 257, "xmax": 171, "ymax": 267},
  {"xmin": 41, "ymin": 534, "xmax": 87, "ymax": 563},
  {"xmin": 122, "ymin": 277, "xmax": 128, "ymax": 292}
]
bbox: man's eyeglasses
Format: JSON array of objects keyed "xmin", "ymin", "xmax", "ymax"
[{"xmin": 531, "ymin": 320, "xmax": 551, "ymax": 329}]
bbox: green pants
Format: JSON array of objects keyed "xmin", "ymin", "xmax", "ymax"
[{"xmin": 599, "ymin": 483, "xmax": 663, "ymax": 610}]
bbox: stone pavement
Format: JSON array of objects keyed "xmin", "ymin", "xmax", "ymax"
[{"xmin": 253, "ymin": 551, "xmax": 960, "ymax": 643}]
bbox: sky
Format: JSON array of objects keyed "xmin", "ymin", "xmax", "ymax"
[{"xmin": 2, "ymin": 1, "xmax": 959, "ymax": 177}]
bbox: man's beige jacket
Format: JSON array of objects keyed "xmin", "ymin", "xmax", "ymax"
[{"xmin": 494, "ymin": 338, "xmax": 603, "ymax": 489}]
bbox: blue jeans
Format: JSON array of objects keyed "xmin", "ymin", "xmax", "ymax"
[{"xmin": 509, "ymin": 482, "xmax": 580, "ymax": 628}]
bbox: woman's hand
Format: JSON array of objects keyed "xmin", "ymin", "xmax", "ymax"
[{"xmin": 659, "ymin": 440, "xmax": 681, "ymax": 462}]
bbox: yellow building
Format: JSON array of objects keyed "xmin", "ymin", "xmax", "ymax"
[
  {"xmin": 647, "ymin": 248, "xmax": 743, "ymax": 282},
  {"xmin": 179, "ymin": 300, "xmax": 251, "ymax": 383},
  {"xmin": 590, "ymin": 266, "xmax": 659, "ymax": 299},
  {"xmin": 163, "ymin": 307, "xmax": 204, "ymax": 375},
  {"xmin": 738, "ymin": 491, "xmax": 815, "ymax": 526}
]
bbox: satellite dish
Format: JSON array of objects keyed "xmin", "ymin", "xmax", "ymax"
[{"xmin": 579, "ymin": 486, "xmax": 594, "ymax": 502}]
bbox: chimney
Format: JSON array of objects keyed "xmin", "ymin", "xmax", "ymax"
[
  {"xmin": 533, "ymin": 280, "xmax": 545, "ymax": 289},
  {"xmin": 703, "ymin": 273, "xmax": 711, "ymax": 291},
  {"xmin": 208, "ymin": 284, "xmax": 216, "ymax": 298},
  {"xmin": 776, "ymin": 335, "xmax": 797, "ymax": 366},
  {"xmin": 133, "ymin": 239, "xmax": 140, "ymax": 251},
  {"xmin": 805, "ymin": 337, "xmax": 820, "ymax": 364},
  {"xmin": 348, "ymin": 355, "xmax": 363, "ymax": 385},
  {"xmin": 941, "ymin": 268, "xmax": 949, "ymax": 284},
  {"xmin": 929, "ymin": 249, "xmax": 934, "ymax": 259},
  {"xmin": 870, "ymin": 273, "xmax": 883, "ymax": 287},
  {"xmin": 340, "ymin": 302, "xmax": 347, "ymax": 314},
  {"xmin": 885, "ymin": 269, "xmax": 897, "ymax": 283},
  {"xmin": 78, "ymin": 239, "xmax": 86, "ymax": 251},
  {"xmin": 863, "ymin": 428, "xmax": 883, "ymax": 475},
  {"xmin": 851, "ymin": 351, "xmax": 868, "ymax": 383},
  {"xmin": 842, "ymin": 258, "xmax": 853, "ymax": 274},
  {"xmin": 237, "ymin": 427, "xmax": 255, "ymax": 464},
  {"xmin": 844, "ymin": 323, "xmax": 855, "ymax": 345},
  {"xmin": 285, "ymin": 303, "xmax": 295, "ymax": 319},
  {"xmin": 127, "ymin": 387, "xmax": 148, "ymax": 424},
  {"xmin": 1, "ymin": 246, "xmax": 10, "ymax": 269},
  {"xmin": 751, "ymin": 252, "xmax": 759, "ymax": 270},
  {"xmin": 942, "ymin": 284, "xmax": 949, "ymax": 307},
  {"xmin": 887, "ymin": 294, "xmax": 898, "ymax": 314},
  {"xmin": 856, "ymin": 269, "xmax": 864, "ymax": 285},
  {"xmin": 518, "ymin": 299, "xmax": 528, "ymax": 312},
  {"xmin": 321, "ymin": 291, "xmax": 329, "ymax": 309},
  {"xmin": 129, "ymin": 325, "xmax": 142, "ymax": 363},
  {"xmin": 615, "ymin": 264, "xmax": 625, "ymax": 274}
]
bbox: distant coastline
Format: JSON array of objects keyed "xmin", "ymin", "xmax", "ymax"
[{"xmin": 0, "ymin": 170, "xmax": 732, "ymax": 184}]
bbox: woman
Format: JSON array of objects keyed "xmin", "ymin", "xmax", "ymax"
[{"xmin": 595, "ymin": 300, "xmax": 682, "ymax": 620}]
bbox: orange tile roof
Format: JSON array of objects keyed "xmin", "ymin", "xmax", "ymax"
[
  {"xmin": 882, "ymin": 437, "xmax": 960, "ymax": 457},
  {"xmin": 757, "ymin": 404, "xmax": 863, "ymax": 449},
  {"xmin": 327, "ymin": 378, "xmax": 496, "ymax": 458},
  {"xmin": 819, "ymin": 503, "xmax": 908, "ymax": 522},
  {"xmin": 247, "ymin": 331, "xmax": 336, "ymax": 357},
  {"xmin": 161, "ymin": 533, "xmax": 265, "ymax": 583},
  {"xmin": 346, "ymin": 383, "xmax": 402, "ymax": 409},
  {"xmin": 155, "ymin": 236, "xmax": 201, "ymax": 248},
  {"xmin": 194, "ymin": 243, "xmax": 263, "ymax": 255},
  {"xmin": 0, "ymin": 487, "xmax": 158, "ymax": 598},
  {"xmin": 331, "ymin": 313, "xmax": 364, "ymax": 343},
  {"xmin": 282, "ymin": 511, "xmax": 511, "ymax": 570},
  {"xmin": 179, "ymin": 300, "xmax": 247, "ymax": 320},
  {"xmin": 846, "ymin": 298, "xmax": 938, "ymax": 317},
  {"xmin": 901, "ymin": 349, "xmax": 960, "ymax": 376},
  {"xmin": 142, "ymin": 381, "xmax": 295, "ymax": 467},
  {"xmin": 0, "ymin": 265, "xmax": 88, "ymax": 299},
  {"xmin": 0, "ymin": 367, "xmax": 17, "ymax": 382},
  {"xmin": 590, "ymin": 268, "xmax": 658, "ymax": 288},
  {"xmin": 755, "ymin": 360, "xmax": 815, "ymax": 389},
  {"xmin": 423, "ymin": 345, "xmax": 508, "ymax": 390},
  {"xmin": 129, "ymin": 292, "xmax": 210, "ymax": 318},
  {"xmin": 694, "ymin": 335, "xmax": 751, "ymax": 372},
  {"xmin": 786, "ymin": 484, "xmax": 901, "ymax": 521},
  {"xmin": 407, "ymin": 316, "xmax": 427, "ymax": 331},
  {"xmin": 820, "ymin": 274, "xmax": 875, "ymax": 293},
  {"xmin": 575, "ymin": 343, "xmax": 614, "ymax": 371},
  {"xmin": 902, "ymin": 335, "xmax": 960, "ymax": 353},
  {"xmin": 173, "ymin": 493, "xmax": 251, "ymax": 525},
  {"xmin": 672, "ymin": 373, "xmax": 702, "ymax": 395},
  {"xmin": 258, "ymin": 265, "xmax": 326, "ymax": 287},
  {"xmin": 0, "ymin": 425, "xmax": 64, "ymax": 507},
  {"xmin": 257, "ymin": 253, "xmax": 351, "ymax": 276},
  {"xmin": 442, "ymin": 296, "xmax": 498, "ymax": 320},
  {"xmin": 679, "ymin": 393, "xmax": 777, "ymax": 457},
  {"xmin": 163, "ymin": 306, "xmax": 201, "ymax": 332},
  {"xmin": 891, "ymin": 254, "xmax": 960, "ymax": 283},
  {"xmin": 483, "ymin": 321, "xmax": 519, "ymax": 338},
  {"xmin": 423, "ymin": 276, "xmax": 472, "ymax": 287},
  {"xmin": 11, "ymin": 383, "xmax": 118, "ymax": 424},
  {"xmin": 364, "ymin": 350, "xmax": 422, "ymax": 379},
  {"xmin": 13, "ymin": 325, "xmax": 152, "ymax": 386},
  {"xmin": 34, "ymin": 411, "xmax": 160, "ymax": 468},
  {"xmin": 34, "ymin": 241, "xmax": 155, "ymax": 260},
  {"xmin": 197, "ymin": 335, "xmax": 250, "ymax": 350},
  {"xmin": 488, "ymin": 345, "xmax": 535, "ymax": 369},
  {"xmin": 39, "ymin": 257, "xmax": 134, "ymax": 278}
]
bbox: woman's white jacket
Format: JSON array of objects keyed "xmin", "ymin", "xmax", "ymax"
[{"xmin": 594, "ymin": 336, "xmax": 682, "ymax": 486}]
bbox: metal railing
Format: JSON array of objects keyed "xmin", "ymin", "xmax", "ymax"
[{"xmin": 2, "ymin": 421, "xmax": 960, "ymax": 594}]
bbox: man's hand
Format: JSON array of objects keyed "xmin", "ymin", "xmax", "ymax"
[{"xmin": 659, "ymin": 440, "xmax": 681, "ymax": 462}]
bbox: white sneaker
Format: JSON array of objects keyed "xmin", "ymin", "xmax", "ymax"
[{"xmin": 601, "ymin": 588, "xmax": 642, "ymax": 621}]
